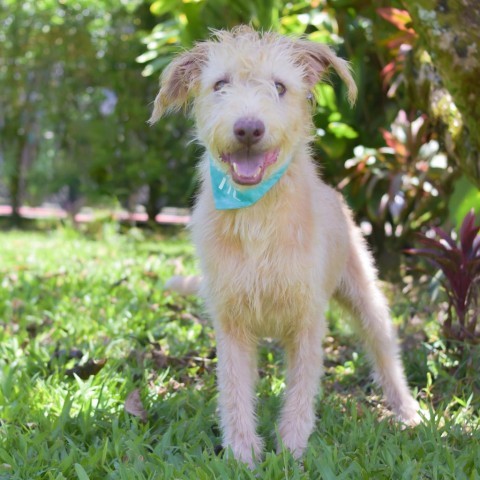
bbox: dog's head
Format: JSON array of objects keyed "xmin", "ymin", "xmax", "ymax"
[{"xmin": 150, "ymin": 26, "xmax": 356, "ymax": 186}]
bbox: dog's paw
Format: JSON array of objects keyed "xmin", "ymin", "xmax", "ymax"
[
  {"xmin": 225, "ymin": 435, "xmax": 264, "ymax": 468},
  {"xmin": 277, "ymin": 423, "xmax": 310, "ymax": 459},
  {"xmin": 394, "ymin": 397, "xmax": 427, "ymax": 427},
  {"xmin": 276, "ymin": 438, "xmax": 307, "ymax": 460}
]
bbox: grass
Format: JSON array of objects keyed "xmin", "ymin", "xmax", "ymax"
[{"xmin": 0, "ymin": 225, "xmax": 479, "ymax": 479}]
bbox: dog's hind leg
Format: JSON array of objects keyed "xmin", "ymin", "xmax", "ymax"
[
  {"xmin": 334, "ymin": 225, "xmax": 421, "ymax": 425},
  {"xmin": 215, "ymin": 325, "xmax": 263, "ymax": 466},
  {"xmin": 278, "ymin": 318, "xmax": 326, "ymax": 457}
]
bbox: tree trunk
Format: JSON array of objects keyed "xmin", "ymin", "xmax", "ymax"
[
  {"xmin": 9, "ymin": 165, "xmax": 22, "ymax": 225},
  {"xmin": 8, "ymin": 120, "xmax": 39, "ymax": 224},
  {"xmin": 405, "ymin": 0, "xmax": 480, "ymax": 187},
  {"xmin": 146, "ymin": 180, "xmax": 162, "ymax": 224}
]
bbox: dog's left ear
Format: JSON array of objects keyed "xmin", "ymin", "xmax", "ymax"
[
  {"xmin": 293, "ymin": 40, "xmax": 357, "ymax": 106},
  {"xmin": 149, "ymin": 43, "xmax": 208, "ymax": 124}
]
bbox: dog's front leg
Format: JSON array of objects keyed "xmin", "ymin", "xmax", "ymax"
[
  {"xmin": 216, "ymin": 325, "xmax": 262, "ymax": 466},
  {"xmin": 278, "ymin": 318, "xmax": 325, "ymax": 458}
]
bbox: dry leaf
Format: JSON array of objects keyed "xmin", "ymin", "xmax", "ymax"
[
  {"xmin": 65, "ymin": 358, "xmax": 107, "ymax": 379},
  {"xmin": 125, "ymin": 389, "xmax": 148, "ymax": 422}
]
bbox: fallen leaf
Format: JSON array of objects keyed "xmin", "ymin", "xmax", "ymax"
[
  {"xmin": 65, "ymin": 358, "xmax": 107, "ymax": 379},
  {"xmin": 151, "ymin": 346, "xmax": 168, "ymax": 369},
  {"xmin": 125, "ymin": 389, "xmax": 148, "ymax": 422},
  {"xmin": 152, "ymin": 378, "xmax": 185, "ymax": 397}
]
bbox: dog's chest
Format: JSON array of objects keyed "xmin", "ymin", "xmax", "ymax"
[
  {"xmin": 197, "ymin": 209, "xmax": 323, "ymax": 336},
  {"xmin": 211, "ymin": 208, "xmax": 314, "ymax": 280}
]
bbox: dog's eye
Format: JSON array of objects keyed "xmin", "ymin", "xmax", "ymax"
[
  {"xmin": 214, "ymin": 80, "xmax": 229, "ymax": 91},
  {"xmin": 275, "ymin": 82, "xmax": 286, "ymax": 96}
]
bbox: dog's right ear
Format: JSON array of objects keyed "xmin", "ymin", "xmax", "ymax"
[{"xmin": 149, "ymin": 44, "xmax": 208, "ymax": 124}]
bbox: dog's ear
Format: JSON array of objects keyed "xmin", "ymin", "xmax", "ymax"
[
  {"xmin": 293, "ymin": 40, "xmax": 357, "ymax": 106},
  {"xmin": 149, "ymin": 44, "xmax": 208, "ymax": 124}
]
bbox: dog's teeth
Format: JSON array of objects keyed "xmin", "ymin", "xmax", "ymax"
[
  {"xmin": 255, "ymin": 166, "xmax": 262, "ymax": 176},
  {"xmin": 233, "ymin": 163, "xmax": 239, "ymax": 174}
]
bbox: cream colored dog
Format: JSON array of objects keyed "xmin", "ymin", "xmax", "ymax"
[{"xmin": 150, "ymin": 26, "xmax": 420, "ymax": 466}]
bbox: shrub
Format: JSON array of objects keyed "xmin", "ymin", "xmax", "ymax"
[{"xmin": 407, "ymin": 210, "xmax": 480, "ymax": 343}]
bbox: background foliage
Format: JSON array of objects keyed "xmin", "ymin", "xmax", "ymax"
[{"xmin": 1, "ymin": 0, "xmax": 479, "ymax": 258}]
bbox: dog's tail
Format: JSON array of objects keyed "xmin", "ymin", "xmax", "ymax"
[{"xmin": 165, "ymin": 275, "xmax": 202, "ymax": 296}]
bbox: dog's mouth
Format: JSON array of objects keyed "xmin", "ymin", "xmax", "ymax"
[{"xmin": 221, "ymin": 150, "xmax": 279, "ymax": 185}]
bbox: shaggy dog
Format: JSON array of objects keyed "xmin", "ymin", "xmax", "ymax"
[{"xmin": 149, "ymin": 26, "xmax": 420, "ymax": 466}]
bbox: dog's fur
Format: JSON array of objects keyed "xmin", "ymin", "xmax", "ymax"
[{"xmin": 150, "ymin": 26, "xmax": 420, "ymax": 466}]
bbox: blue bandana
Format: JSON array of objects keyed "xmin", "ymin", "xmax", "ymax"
[{"xmin": 209, "ymin": 155, "xmax": 291, "ymax": 210}]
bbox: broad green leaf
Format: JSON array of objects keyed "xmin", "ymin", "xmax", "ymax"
[
  {"xmin": 449, "ymin": 176, "xmax": 480, "ymax": 227},
  {"xmin": 315, "ymin": 84, "xmax": 337, "ymax": 111},
  {"xmin": 135, "ymin": 50, "xmax": 158, "ymax": 64},
  {"xmin": 328, "ymin": 121, "xmax": 358, "ymax": 139}
]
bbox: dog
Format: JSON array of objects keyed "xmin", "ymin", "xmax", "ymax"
[{"xmin": 149, "ymin": 26, "xmax": 421, "ymax": 466}]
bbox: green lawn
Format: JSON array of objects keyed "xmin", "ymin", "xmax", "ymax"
[{"xmin": 0, "ymin": 227, "xmax": 479, "ymax": 479}]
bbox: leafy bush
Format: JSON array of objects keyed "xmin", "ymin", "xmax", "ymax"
[
  {"xmin": 407, "ymin": 210, "xmax": 480, "ymax": 344},
  {"xmin": 339, "ymin": 110, "xmax": 454, "ymax": 251}
]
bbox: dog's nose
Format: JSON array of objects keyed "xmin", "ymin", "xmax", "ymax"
[{"xmin": 233, "ymin": 118, "xmax": 265, "ymax": 146}]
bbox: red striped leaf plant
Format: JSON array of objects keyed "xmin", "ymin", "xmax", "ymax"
[{"xmin": 407, "ymin": 210, "xmax": 480, "ymax": 343}]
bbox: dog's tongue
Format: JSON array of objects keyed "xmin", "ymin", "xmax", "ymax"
[{"xmin": 226, "ymin": 150, "xmax": 278, "ymax": 185}]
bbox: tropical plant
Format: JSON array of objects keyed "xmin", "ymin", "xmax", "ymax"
[
  {"xmin": 138, "ymin": 0, "xmax": 288, "ymax": 79},
  {"xmin": 376, "ymin": 7, "xmax": 417, "ymax": 98},
  {"xmin": 338, "ymin": 110, "xmax": 455, "ymax": 255},
  {"xmin": 407, "ymin": 210, "xmax": 480, "ymax": 344}
]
